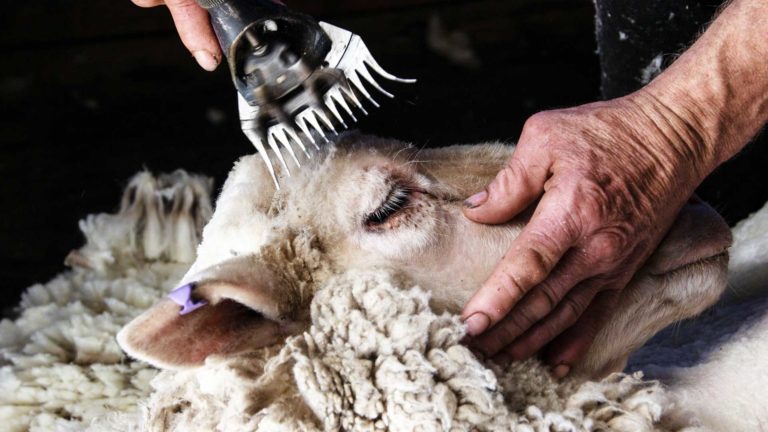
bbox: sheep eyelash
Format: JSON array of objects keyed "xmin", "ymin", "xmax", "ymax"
[{"xmin": 365, "ymin": 185, "xmax": 413, "ymax": 227}]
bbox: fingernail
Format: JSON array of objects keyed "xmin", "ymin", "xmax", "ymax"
[
  {"xmin": 463, "ymin": 190, "xmax": 488, "ymax": 209},
  {"xmin": 552, "ymin": 364, "xmax": 571, "ymax": 379},
  {"xmin": 193, "ymin": 50, "xmax": 220, "ymax": 72},
  {"xmin": 464, "ymin": 312, "xmax": 490, "ymax": 336}
]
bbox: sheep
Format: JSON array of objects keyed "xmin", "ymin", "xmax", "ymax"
[
  {"xmin": 115, "ymin": 134, "xmax": 731, "ymax": 430},
  {"xmin": 65, "ymin": 170, "xmax": 214, "ymax": 273},
  {"xmin": 628, "ymin": 199, "xmax": 768, "ymax": 431},
  {"xmin": 726, "ymin": 200, "xmax": 768, "ymax": 300}
]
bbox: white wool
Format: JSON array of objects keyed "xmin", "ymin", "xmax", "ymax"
[
  {"xmin": 0, "ymin": 264, "xmax": 180, "ymax": 432},
  {"xmin": 667, "ymin": 298, "xmax": 768, "ymax": 431},
  {"xmin": 628, "ymin": 200, "xmax": 768, "ymax": 430},
  {"xmin": 136, "ymin": 271, "xmax": 688, "ymax": 432},
  {"xmin": 727, "ymin": 199, "xmax": 768, "ymax": 299},
  {"xmin": 629, "ymin": 292, "xmax": 768, "ymax": 430}
]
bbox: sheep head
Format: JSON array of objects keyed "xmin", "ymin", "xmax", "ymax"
[{"xmin": 118, "ymin": 133, "xmax": 731, "ymax": 374}]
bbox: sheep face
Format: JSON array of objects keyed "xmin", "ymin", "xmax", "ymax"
[{"xmin": 118, "ymin": 134, "xmax": 730, "ymax": 375}]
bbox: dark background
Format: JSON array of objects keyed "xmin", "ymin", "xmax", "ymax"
[{"xmin": 1, "ymin": 0, "xmax": 765, "ymax": 314}]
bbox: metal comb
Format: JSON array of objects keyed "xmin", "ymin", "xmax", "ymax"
[
  {"xmin": 196, "ymin": 0, "xmax": 414, "ymax": 188},
  {"xmin": 239, "ymin": 22, "xmax": 415, "ymax": 188}
]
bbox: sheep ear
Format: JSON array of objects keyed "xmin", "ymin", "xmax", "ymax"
[
  {"xmin": 117, "ymin": 256, "xmax": 306, "ymax": 370},
  {"xmin": 418, "ymin": 144, "xmax": 513, "ymax": 197}
]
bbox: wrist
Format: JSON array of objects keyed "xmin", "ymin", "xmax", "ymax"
[
  {"xmin": 620, "ymin": 88, "xmax": 717, "ymax": 188},
  {"xmin": 627, "ymin": 86, "xmax": 729, "ymax": 184},
  {"xmin": 638, "ymin": 71, "xmax": 743, "ymax": 174},
  {"xmin": 635, "ymin": 0, "xmax": 768, "ymax": 171}
]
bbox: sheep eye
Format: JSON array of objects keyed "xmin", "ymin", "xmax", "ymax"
[{"xmin": 365, "ymin": 185, "xmax": 412, "ymax": 227}]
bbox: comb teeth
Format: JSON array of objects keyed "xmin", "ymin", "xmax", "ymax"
[{"xmin": 239, "ymin": 22, "xmax": 415, "ymax": 189}]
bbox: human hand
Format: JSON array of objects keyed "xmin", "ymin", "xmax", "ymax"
[
  {"xmin": 460, "ymin": 92, "xmax": 713, "ymax": 377},
  {"xmin": 131, "ymin": 0, "xmax": 222, "ymax": 71}
]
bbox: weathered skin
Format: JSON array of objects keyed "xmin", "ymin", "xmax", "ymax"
[{"xmin": 118, "ymin": 134, "xmax": 731, "ymax": 379}]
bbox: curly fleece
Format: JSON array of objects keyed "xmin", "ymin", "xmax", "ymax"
[{"xmin": 142, "ymin": 271, "xmax": 692, "ymax": 432}]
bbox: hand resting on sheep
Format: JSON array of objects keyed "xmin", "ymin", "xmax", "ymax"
[{"xmin": 118, "ymin": 134, "xmax": 731, "ymax": 380}]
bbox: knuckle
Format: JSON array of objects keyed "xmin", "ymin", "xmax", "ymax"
[
  {"xmin": 495, "ymin": 270, "xmax": 525, "ymax": 307},
  {"xmin": 538, "ymin": 283, "xmax": 560, "ymax": 310},
  {"xmin": 502, "ymin": 157, "xmax": 528, "ymax": 185},
  {"xmin": 491, "ymin": 320, "xmax": 524, "ymax": 350},
  {"xmin": 501, "ymin": 344, "xmax": 522, "ymax": 361},
  {"xmin": 508, "ymin": 288, "xmax": 559, "ymax": 337},
  {"xmin": 521, "ymin": 112, "xmax": 554, "ymax": 139},
  {"xmin": 504, "ymin": 341, "xmax": 532, "ymax": 361},
  {"xmin": 493, "ymin": 157, "xmax": 538, "ymax": 197},
  {"xmin": 557, "ymin": 210, "xmax": 583, "ymax": 242},
  {"xmin": 531, "ymin": 204, "xmax": 584, "ymax": 247},
  {"xmin": 525, "ymin": 252, "xmax": 552, "ymax": 285},
  {"xmin": 522, "ymin": 235, "xmax": 562, "ymax": 280},
  {"xmin": 511, "ymin": 303, "xmax": 539, "ymax": 331},
  {"xmin": 490, "ymin": 161, "xmax": 523, "ymax": 196},
  {"xmin": 477, "ymin": 330, "xmax": 509, "ymax": 357},
  {"xmin": 576, "ymin": 179, "xmax": 612, "ymax": 221},
  {"xmin": 504, "ymin": 156, "xmax": 526, "ymax": 176},
  {"xmin": 560, "ymin": 295, "xmax": 588, "ymax": 326},
  {"xmin": 536, "ymin": 322, "xmax": 559, "ymax": 347},
  {"xmin": 590, "ymin": 231, "xmax": 630, "ymax": 264}
]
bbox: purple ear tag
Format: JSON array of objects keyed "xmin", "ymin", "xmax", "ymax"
[{"xmin": 168, "ymin": 283, "xmax": 208, "ymax": 315}]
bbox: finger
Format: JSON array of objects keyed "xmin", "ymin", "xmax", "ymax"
[
  {"xmin": 470, "ymin": 248, "xmax": 594, "ymax": 356},
  {"xmin": 543, "ymin": 289, "xmax": 620, "ymax": 377},
  {"xmin": 461, "ymin": 190, "xmax": 581, "ymax": 336},
  {"xmin": 132, "ymin": 0, "xmax": 166, "ymax": 7},
  {"xmin": 463, "ymin": 142, "xmax": 551, "ymax": 224},
  {"xmin": 165, "ymin": 0, "xmax": 222, "ymax": 71},
  {"xmin": 497, "ymin": 280, "xmax": 602, "ymax": 363}
]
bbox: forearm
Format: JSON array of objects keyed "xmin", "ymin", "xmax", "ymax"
[{"xmin": 638, "ymin": 0, "xmax": 768, "ymax": 177}]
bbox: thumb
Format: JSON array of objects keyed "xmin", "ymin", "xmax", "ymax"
[{"xmin": 463, "ymin": 145, "xmax": 550, "ymax": 224}]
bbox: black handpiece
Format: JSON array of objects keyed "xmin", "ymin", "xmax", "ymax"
[
  {"xmin": 192, "ymin": 0, "xmax": 414, "ymax": 188},
  {"xmin": 195, "ymin": 0, "xmax": 331, "ymax": 106}
]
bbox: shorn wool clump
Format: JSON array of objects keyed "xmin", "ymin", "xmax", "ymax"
[
  {"xmin": 2, "ymin": 167, "xmax": 767, "ymax": 431},
  {"xmin": 0, "ymin": 170, "xmax": 212, "ymax": 432}
]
